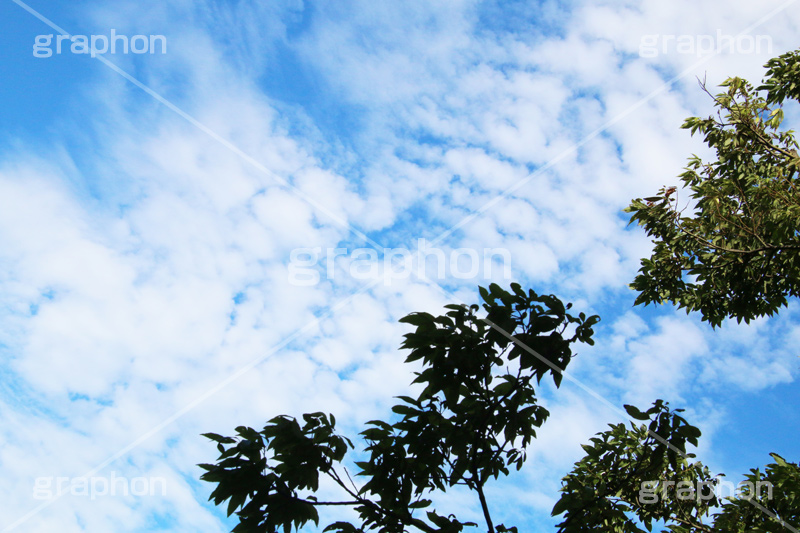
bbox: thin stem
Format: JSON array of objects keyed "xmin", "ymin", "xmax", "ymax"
[
  {"xmin": 670, "ymin": 515, "xmax": 714, "ymax": 533},
  {"xmin": 475, "ymin": 482, "xmax": 495, "ymax": 533},
  {"xmin": 327, "ymin": 467, "xmax": 438, "ymax": 533}
]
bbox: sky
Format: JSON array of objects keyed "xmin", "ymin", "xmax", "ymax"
[{"xmin": 0, "ymin": 0, "xmax": 799, "ymax": 531}]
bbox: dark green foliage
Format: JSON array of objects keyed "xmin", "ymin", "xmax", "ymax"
[
  {"xmin": 199, "ymin": 413, "xmax": 352, "ymax": 533},
  {"xmin": 553, "ymin": 401, "xmax": 716, "ymax": 533},
  {"xmin": 200, "ymin": 283, "xmax": 599, "ymax": 533},
  {"xmin": 553, "ymin": 402, "xmax": 800, "ymax": 532},
  {"xmin": 626, "ymin": 49, "xmax": 800, "ymax": 327},
  {"xmin": 615, "ymin": 46, "xmax": 800, "ymax": 530},
  {"xmin": 713, "ymin": 454, "xmax": 800, "ymax": 533}
]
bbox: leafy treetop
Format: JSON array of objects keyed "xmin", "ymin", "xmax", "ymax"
[{"xmin": 626, "ymin": 48, "xmax": 800, "ymax": 327}]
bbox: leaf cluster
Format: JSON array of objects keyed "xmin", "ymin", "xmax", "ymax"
[
  {"xmin": 713, "ymin": 453, "xmax": 800, "ymax": 532},
  {"xmin": 625, "ymin": 49, "xmax": 800, "ymax": 326},
  {"xmin": 199, "ymin": 413, "xmax": 353, "ymax": 533},
  {"xmin": 553, "ymin": 401, "xmax": 714, "ymax": 533},
  {"xmin": 553, "ymin": 402, "xmax": 800, "ymax": 532},
  {"xmin": 200, "ymin": 284, "xmax": 599, "ymax": 533}
]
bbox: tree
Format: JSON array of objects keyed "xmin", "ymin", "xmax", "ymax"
[
  {"xmin": 552, "ymin": 402, "xmax": 800, "ymax": 532},
  {"xmin": 551, "ymin": 48, "xmax": 800, "ymax": 531},
  {"xmin": 199, "ymin": 283, "xmax": 599, "ymax": 533},
  {"xmin": 625, "ymin": 48, "xmax": 800, "ymax": 327}
]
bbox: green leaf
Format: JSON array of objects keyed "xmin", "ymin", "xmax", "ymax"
[
  {"xmin": 201, "ymin": 432, "xmax": 236, "ymax": 444},
  {"xmin": 409, "ymin": 499, "xmax": 432, "ymax": 509},
  {"xmin": 624, "ymin": 404, "xmax": 650, "ymax": 421}
]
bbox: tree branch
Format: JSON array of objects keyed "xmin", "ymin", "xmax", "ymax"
[{"xmin": 475, "ymin": 482, "xmax": 495, "ymax": 533}]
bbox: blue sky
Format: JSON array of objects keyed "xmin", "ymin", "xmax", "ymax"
[{"xmin": 1, "ymin": 0, "xmax": 799, "ymax": 531}]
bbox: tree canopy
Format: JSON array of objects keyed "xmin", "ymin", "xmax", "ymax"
[
  {"xmin": 554, "ymin": 401, "xmax": 799, "ymax": 532},
  {"xmin": 625, "ymin": 49, "xmax": 800, "ymax": 327}
]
